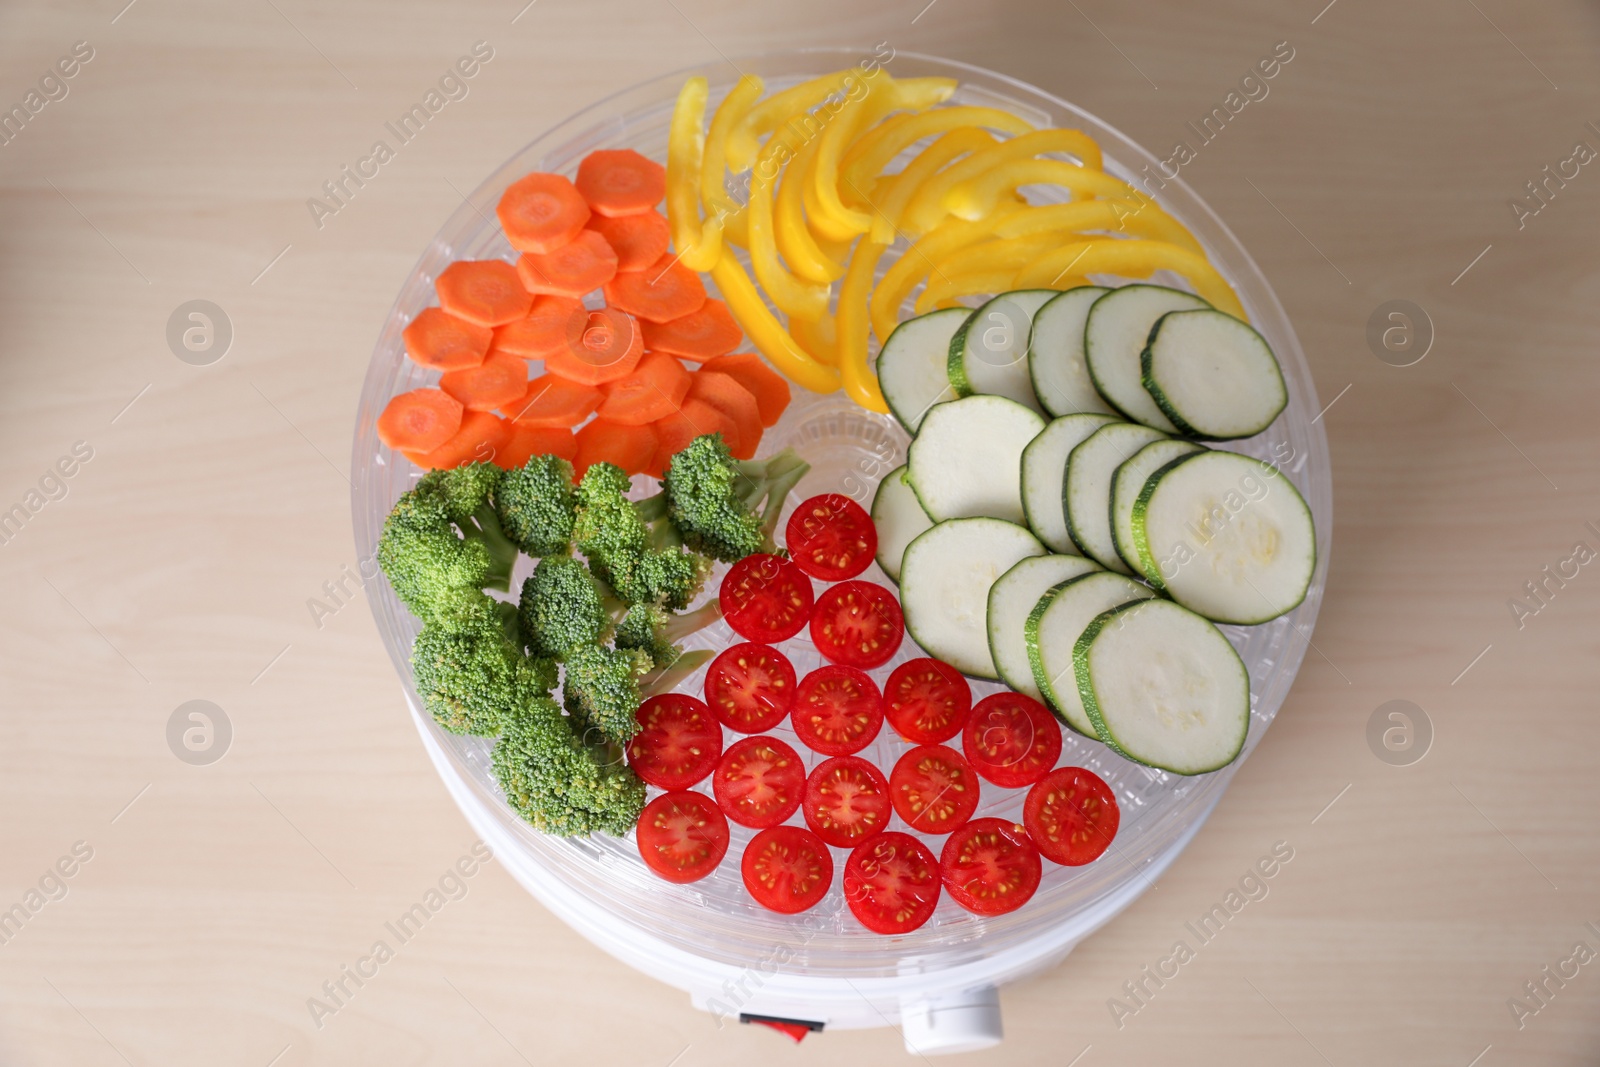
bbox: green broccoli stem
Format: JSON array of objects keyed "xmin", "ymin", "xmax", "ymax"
[
  {"xmin": 662, "ymin": 598, "xmax": 723, "ymax": 645},
  {"xmin": 463, "ymin": 502, "xmax": 520, "ymax": 592},
  {"xmin": 752, "ymin": 455, "xmax": 810, "ymax": 542},
  {"xmin": 490, "ymin": 599, "xmax": 520, "ymax": 644},
  {"xmin": 641, "ymin": 648, "xmax": 715, "ymax": 698},
  {"xmin": 629, "ymin": 492, "xmax": 685, "ymax": 551}
]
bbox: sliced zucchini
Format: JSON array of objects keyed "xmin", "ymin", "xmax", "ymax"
[
  {"xmin": 1142, "ymin": 309, "xmax": 1287, "ymax": 439},
  {"xmin": 986, "ymin": 554, "xmax": 1101, "ymax": 701},
  {"xmin": 1132, "ymin": 450, "xmax": 1315, "ymax": 624},
  {"xmin": 948, "ymin": 289, "xmax": 1057, "ymax": 413},
  {"xmin": 1065, "ymin": 421, "xmax": 1167, "ymax": 573},
  {"xmin": 906, "ymin": 394, "xmax": 1045, "ymax": 525},
  {"xmin": 871, "ymin": 465, "xmax": 933, "ymax": 583},
  {"xmin": 1024, "ymin": 571, "xmax": 1156, "ymax": 735},
  {"xmin": 1027, "ymin": 286, "xmax": 1115, "ymax": 417},
  {"xmin": 1020, "ymin": 413, "xmax": 1119, "ymax": 553},
  {"xmin": 1111, "ymin": 438, "xmax": 1205, "ymax": 577},
  {"xmin": 901, "ymin": 518, "xmax": 1046, "ymax": 679},
  {"xmin": 1083, "ymin": 284, "xmax": 1207, "ymax": 432},
  {"xmin": 877, "ymin": 307, "xmax": 969, "ymax": 434},
  {"xmin": 1076, "ymin": 597, "xmax": 1249, "ymax": 775}
]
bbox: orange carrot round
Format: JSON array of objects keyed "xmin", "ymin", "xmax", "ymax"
[
  {"xmin": 700, "ymin": 352, "xmax": 791, "ymax": 427},
  {"xmin": 545, "ymin": 306, "xmax": 645, "ymax": 385},
  {"xmin": 497, "ymin": 423, "xmax": 578, "ymax": 468},
  {"xmin": 516, "ymin": 229, "xmax": 619, "ymax": 298},
  {"xmin": 403, "ymin": 307, "xmax": 492, "ymax": 371},
  {"xmin": 687, "ymin": 371, "xmax": 762, "ymax": 459},
  {"xmin": 575, "ymin": 419, "xmax": 659, "ymax": 477},
  {"xmin": 603, "ymin": 253, "xmax": 707, "ymax": 323},
  {"xmin": 498, "ymin": 172, "xmax": 591, "ymax": 253},
  {"xmin": 652, "ymin": 398, "xmax": 736, "ymax": 460},
  {"xmin": 439, "ymin": 351, "xmax": 529, "ymax": 412},
  {"xmin": 576, "ymin": 149, "xmax": 667, "ymax": 217},
  {"xmin": 404, "ymin": 410, "xmax": 510, "ymax": 470},
  {"xmin": 500, "ymin": 373, "xmax": 603, "ymax": 428},
  {"xmin": 377, "ymin": 388, "xmax": 464, "ymax": 453},
  {"xmin": 586, "ymin": 210, "xmax": 670, "ymax": 271},
  {"xmin": 640, "ymin": 298, "xmax": 743, "ymax": 362},
  {"xmin": 596, "ymin": 352, "xmax": 692, "ymax": 425},
  {"xmin": 436, "ymin": 260, "xmax": 533, "ymax": 327},
  {"xmin": 491, "ymin": 295, "xmax": 585, "ymax": 359}
]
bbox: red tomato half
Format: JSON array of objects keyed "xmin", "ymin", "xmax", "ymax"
[
  {"xmin": 720, "ymin": 553, "xmax": 814, "ymax": 643},
  {"xmin": 809, "ymin": 580, "xmax": 904, "ymax": 669},
  {"xmin": 704, "ymin": 642, "xmax": 797, "ymax": 733},
  {"xmin": 1024, "ymin": 767, "xmax": 1120, "ymax": 867},
  {"xmin": 626, "ymin": 693, "xmax": 723, "ymax": 790},
  {"xmin": 842, "ymin": 831, "xmax": 941, "ymax": 935},
  {"xmin": 939, "ymin": 817, "xmax": 1043, "ymax": 915},
  {"xmin": 792, "ymin": 665, "xmax": 885, "ymax": 756},
  {"xmin": 962, "ymin": 692, "xmax": 1062, "ymax": 788},
  {"xmin": 884, "ymin": 658, "xmax": 973, "ymax": 744},
  {"xmin": 741, "ymin": 825, "xmax": 834, "ymax": 914},
  {"xmin": 889, "ymin": 744, "xmax": 980, "ymax": 835},
  {"xmin": 712, "ymin": 735, "xmax": 805, "ymax": 829},
  {"xmin": 636, "ymin": 791, "xmax": 729, "ymax": 884},
  {"xmin": 803, "ymin": 756, "xmax": 892, "ymax": 848},
  {"xmin": 785, "ymin": 493, "xmax": 878, "ymax": 581}
]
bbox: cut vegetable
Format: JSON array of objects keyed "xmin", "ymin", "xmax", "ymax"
[
  {"xmin": 947, "ymin": 289, "xmax": 1056, "ymax": 413},
  {"xmin": 900, "ymin": 518, "xmax": 1045, "ymax": 679},
  {"xmin": 575, "ymin": 148, "xmax": 666, "ymax": 217},
  {"xmin": 1142, "ymin": 308, "xmax": 1287, "ymax": 439},
  {"xmin": 435, "ymin": 259, "xmax": 534, "ymax": 328},
  {"xmin": 438, "ymin": 350, "xmax": 529, "ymax": 412},
  {"xmin": 1024, "ymin": 571, "xmax": 1155, "ymax": 735},
  {"xmin": 875, "ymin": 307, "xmax": 968, "ymax": 434},
  {"xmin": 377, "ymin": 388, "xmax": 464, "ymax": 453},
  {"xmin": 574, "ymin": 419, "xmax": 657, "ymax": 476},
  {"xmin": 404, "ymin": 409, "xmax": 511, "ymax": 471},
  {"xmin": 642, "ymin": 299, "xmax": 743, "ymax": 362},
  {"xmin": 497, "ymin": 172, "xmax": 591, "ymax": 254},
  {"xmin": 986, "ymin": 554, "xmax": 1099, "ymax": 702},
  {"xmin": 1027, "ymin": 286, "xmax": 1115, "ymax": 417},
  {"xmin": 1132, "ymin": 449, "xmax": 1315, "ymax": 624},
  {"xmin": 491, "ymin": 296, "xmax": 583, "ymax": 360},
  {"xmin": 652, "ymin": 398, "xmax": 736, "ymax": 459},
  {"xmin": 1075, "ymin": 597, "xmax": 1249, "ymax": 774},
  {"xmin": 545, "ymin": 306, "xmax": 644, "ymax": 385},
  {"xmin": 595, "ymin": 352, "xmax": 691, "ymax": 425},
  {"xmin": 604, "ymin": 254, "xmax": 708, "ymax": 323},
  {"xmin": 1019, "ymin": 413, "xmax": 1118, "ymax": 553},
  {"xmin": 1065, "ymin": 421, "xmax": 1167, "ymax": 573},
  {"xmin": 686, "ymin": 371, "xmax": 761, "ymax": 459},
  {"xmin": 1111, "ymin": 438, "xmax": 1205, "ymax": 577},
  {"xmin": 700, "ymin": 352, "xmax": 790, "ymax": 426},
  {"xmin": 516, "ymin": 229, "xmax": 619, "ymax": 297},
  {"xmin": 870, "ymin": 466, "xmax": 933, "ymax": 583},
  {"xmin": 1083, "ymin": 284, "xmax": 1208, "ymax": 432},
  {"xmin": 496, "ymin": 423, "xmax": 576, "ymax": 467},
  {"xmin": 586, "ymin": 209, "xmax": 671, "ymax": 271},
  {"xmin": 404, "ymin": 307, "xmax": 492, "ymax": 371},
  {"xmin": 786, "ymin": 494, "xmax": 876, "ymax": 581},
  {"xmin": 907, "ymin": 394, "xmax": 1045, "ymax": 525},
  {"xmin": 501, "ymin": 373, "xmax": 602, "ymax": 429}
]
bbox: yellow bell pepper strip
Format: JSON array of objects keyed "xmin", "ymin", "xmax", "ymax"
[
  {"xmin": 944, "ymin": 158, "xmax": 1140, "ymax": 219},
  {"xmin": 838, "ymin": 112, "xmax": 917, "ymax": 210},
  {"xmin": 903, "ymin": 128, "xmax": 1105, "ymax": 236},
  {"xmin": 865, "ymin": 127, "xmax": 999, "ymax": 245},
  {"xmin": 837, "ymin": 238, "xmax": 890, "ymax": 410},
  {"xmin": 702, "ymin": 74, "xmax": 764, "ymax": 249},
  {"xmin": 666, "ymin": 76, "xmax": 724, "ymax": 272},
  {"xmin": 728, "ymin": 68, "xmax": 875, "ymax": 172},
  {"xmin": 868, "ymin": 203, "xmax": 1028, "ymax": 343},
  {"xmin": 748, "ymin": 125, "xmax": 832, "ymax": 322},
  {"xmin": 790, "ymin": 308, "xmax": 839, "ymax": 368},
  {"xmin": 918, "ymin": 233, "xmax": 1092, "ymax": 310},
  {"xmin": 710, "ymin": 255, "xmax": 841, "ymax": 394},
  {"xmin": 1014, "ymin": 240, "xmax": 1245, "ymax": 318},
  {"xmin": 991, "ymin": 198, "xmax": 1205, "ymax": 256},
  {"xmin": 914, "ymin": 270, "xmax": 1018, "ymax": 314},
  {"xmin": 776, "ymin": 133, "xmax": 847, "ymax": 284},
  {"xmin": 840, "ymin": 105, "xmax": 1036, "ymax": 196}
]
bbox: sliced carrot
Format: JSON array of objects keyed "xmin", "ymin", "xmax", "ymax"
[
  {"xmin": 652, "ymin": 398, "xmax": 736, "ymax": 461},
  {"xmin": 586, "ymin": 210, "xmax": 670, "ymax": 271},
  {"xmin": 687, "ymin": 371, "xmax": 762, "ymax": 460},
  {"xmin": 498, "ymin": 172, "xmax": 591, "ymax": 254},
  {"xmin": 404, "ymin": 410, "xmax": 510, "ymax": 470},
  {"xmin": 700, "ymin": 352, "xmax": 792, "ymax": 427},
  {"xmin": 436, "ymin": 260, "xmax": 533, "ymax": 327},
  {"xmin": 439, "ymin": 351, "xmax": 529, "ymax": 412},
  {"xmin": 500, "ymin": 373, "xmax": 603, "ymax": 428},
  {"xmin": 640, "ymin": 298, "xmax": 743, "ymax": 362},
  {"xmin": 603, "ymin": 253, "xmax": 707, "ymax": 323},
  {"xmin": 377, "ymin": 388, "xmax": 464, "ymax": 453},
  {"xmin": 575, "ymin": 149, "xmax": 667, "ymax": 218},
  {"xmin": 545, "ymin": 306, "xmax": 645, "ymax": 385},
  {"xmin": 595, "ymin": 352, "xmax": 692, "ymax": 425},
  {"xmin": 491, "ymin": 295, "xmax": 585, "ymax": 359},
  {"xmin": 516, "ymin": 229, "xmax": 619, "ymax": 298},
  {"xmin": 496, "ymin": 423, "xmax": 578, "ymax": 468},
  {"xmin": 403, "ymin": 307, "xmax": 492, "ymax": 371},
  {"xmin": 575, "ymin": 420, "xmax": 658, "ymax": 478}
]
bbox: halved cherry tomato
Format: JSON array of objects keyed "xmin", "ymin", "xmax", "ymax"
[
  {"xmin": 719, "ymin": 553, "xmax": 814, "ymax": 643},
  {"xmin": 803, "ymin": 756, "xmax": 892, "ymax": 848},
  {"xmin": 884, "ymin": 658, "xmax": 973, "ymax": 744},
  {"xmin": 809, "ymin": 580, "xmax": 904, "ymax": 670},
  {"xmin": 792, "ymin": 665, "xmax": 884, "ymax": 756},
  {"xmin": 939, "ymin": 817, "xmax": 1042, "ymax": 916},
  {"xmin": 741, "ymin": 825, "xmax": 834, "ymax": 914},
  {"xmin": 1024, "ymin": 767, "xmax": 1120, "ymax": 867},
  {"xmin": 962, "ymin": 692, "xmax": 1062, "ymax": 789},
  {"xmin": 889, "ymin": 744, "xmax": 980, "ymax": 835},
  {"xmin": 712, "ymin": 735, "xmax": 805, "ymax": 829},
  {"xmin": 626, "ymin": 693, "xmax": 723, "ymax": 790},
  {"xmin": 842, "ymin": 831, "xmax": 941, "ymax": 935},
  {"xmin": 785, "ymin": 493, "xmax": 878, "ymax": 581},
  {"xmin": 636, "ymin": 791, "xmax": 729, "ymax": 884},
  {"xmin": 704, "ymin": 642, "xmax": 796, "ymax": 734}
]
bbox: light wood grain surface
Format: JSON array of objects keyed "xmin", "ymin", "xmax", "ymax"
[{"xmin": 2, "ymin": 0, "xmax": 1599, "ymax": 1063}]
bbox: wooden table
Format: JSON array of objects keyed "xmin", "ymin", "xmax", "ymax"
[{"xmin": 2, "ymin": 0, "xmax": 1597, "ymax": 1063}]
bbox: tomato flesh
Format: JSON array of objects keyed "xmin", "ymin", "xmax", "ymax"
[
  {"xmin": 803, "ymin": 756, "xmax": 892, "ymax": 848},
  {"xmin": 791, "ymin": 665, "xmax": 885, "ymax": 756},
  {"xmin": 962, "ymin": 692, "xmax": 1062, "ymax": 788},
  {"xmin": 842, "ymin": 831, "xmax": 941, "ymax": 934},
  {"xmin": 809, "ymin": 580, "xmax": 904, "ymax": 669},
  {"xmin": 704, "ymin": 642, "xmax": 796, "ymax": 733},
  {"xmin": 741, "ymin": 825, "xmax": 834, "ymax": 914},
  {"xmin": 785, "ymin": 493, "xmax": 878, "ymax": 581},
  {"xmin": 626, "ymin": 693, "xmax": 723, "ymax": 790},
  {"xmin": 939, "ymin": 817, "xmax": 1042, "ymax": 915},
  {"xmin": 711, "ymin": 735, "xmax": 805, "ymax": 829},
  {"xmin": 884, "ymin": 658, "xmax": 972, "ymax": 744},
  {"xmin": 635, "ymin": 791, "xmax": 729, "ymax": 884},
  {"xmin": 1024, "ymin": 766, "xmax": 1120, "ymax": 866},
  {"xmin": 889, "ymin": 744, "xmax": 980, "ymax": 835},
  {"xmin": 719, "ymin": 553, "xmax": 814, "ymax": 643}
]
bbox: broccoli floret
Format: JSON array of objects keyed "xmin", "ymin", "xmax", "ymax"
[
  {"xmin": 411, "ymin": 602, "xmax": 556, "ymax": 736},
  {"xmin": 663, "ymin": 435, "xmax": 811, "ymax": 562},
  {"xmin": 412, "ymin": 463, "xmax": 520, "ymax": 592},
  {"xmin": 492, "ymin": 697, "xmax": 646, "ymax": 836},
  {"xmin": 573, "ymin": 462, "xmax": 711, "ymax": 606},
  {"xmin": 614, "ymin": 600, "xmax": 724, "ymax": 670},
  {"xmin": 518, "ymin": 556, "xmax": 624, "ymax": 659},
  {"xmin": 497, "ymin": 454, "xmax": 577, "ymax": 557},
  {"xmin": 561, "ymin": 644, "xmax": 654, "ymax": 747},
  {"xmin": 378, "ymin": 489, "xmax": 498, "ymax": 624}
]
